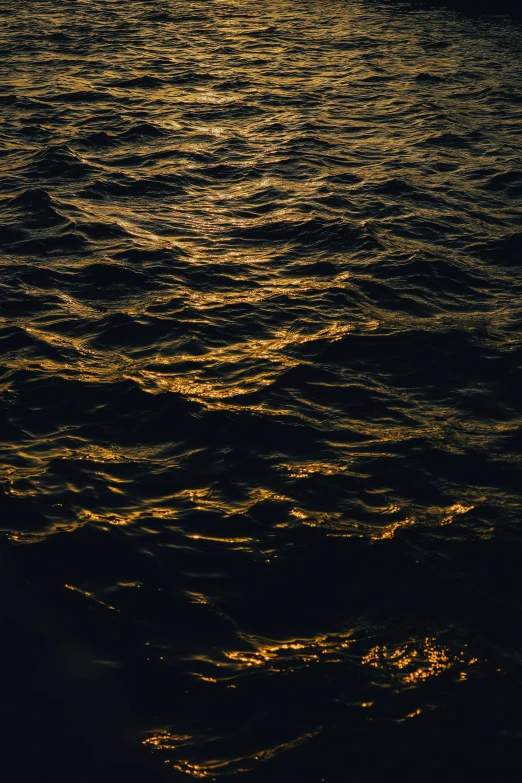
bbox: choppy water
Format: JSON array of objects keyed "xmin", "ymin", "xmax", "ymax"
[{"xmin": 1, "ymin": 0, "xmax": 522, "ymax": 780}]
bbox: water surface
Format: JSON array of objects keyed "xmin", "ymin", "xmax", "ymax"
[{"xmin": 1, "ymin": 0, "xmax": 522, "ymax": 779}]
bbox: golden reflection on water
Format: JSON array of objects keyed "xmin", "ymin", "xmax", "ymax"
[
  {"xmin": 362, "ymin": 637, "xmax": 478, "ymax": 686},
  {"xmin": 144, "ymin": 728, "xmax": 320, "ymax": 778},
  {"xmin": 133, "ymin": 318, "xmax": 355, "ymax": 401},
  {"xmin": 224, "ymin": 641, "xmax": 314, "ymax": 668},
  {"xmin": 148, "ymin": 631, "xmax": 482, "ymax": 772},
  {"xmin": 217, "ymin": 631, "xmax": 356, "ymax": 674},
  {"xmin": 216, "ymin": 631, "xmax": 481, "ymax": 691},
  {"xmin": 372, "ymin": 516, "xmax": 416, "ymax": 540},
  {"xmin": 144, "ymin": 732, "xmax": 193, "ymax": 751},
  {"xmin": 2, "ymin": 2, "xmax": 521, "ymax": 781},
  {"xmin": 64, "ymin": 583, "xmax": 118, "ymax": 612}
]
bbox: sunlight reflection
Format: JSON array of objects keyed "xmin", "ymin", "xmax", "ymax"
[
  {"xmin": 221, "ymin": 631, "xmax": 356, "ymax": 673},
  {"xmin": 362, "ymin": 637, "xmax": 478, "ymax": 685},
  {"xmin": 144, "ymin": 728, "xmax": 321, "ymax": 778},
  {"xmin": 64, "ymin": 583, "xmax": 118, "ymax": 612}
]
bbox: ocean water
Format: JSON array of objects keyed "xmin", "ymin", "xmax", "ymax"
[{"xmin": 1, "ymin": 0, "xmax": 522, "ymax": 780}]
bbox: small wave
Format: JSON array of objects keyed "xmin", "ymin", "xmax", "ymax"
[
  {"xmin": 120, "ymin": 122, "xmax": 168, "ymax": 139},
  {"xmin": 47, "ymin": 31, "xmax": 70, "ymax": 43},
  {"xmin": 419, "ymin": 131, "xmax": 482, "ymax": 148},
  {"xmin": 232, "ymin": 216, "xmax": 376, "ymax": 250},
  {"xmin": 26, "ymin": 145, "xmax": 94, "ymax": 180},
  {"xmin": 77, "ymin": 131, "xmax": 119, "ymax": 148},
  {"xmin": 1, "ymin": 190, "xmax": 73, "ymax": 242},
  {"xmin": 108, "ymin": 75, "xmax": 165, "ymax": 89},
  {"xmin": 482, "ymin": 170, "xmax": 522, "ymax": 196},
  {"xmin": 415, "ymin": 72, "xmax": 446, "ymax": 82},
  {"xmin": 422, "ymin": 40, "xmax": 452, "ymax": 50},
  {"xmin": 475, "ymin": 232, "xmax": 522, "ymax": 264},
  {"xmin": 13, "ymin": 232, "xmax": 88, "ymax": 257},
  {"xmin": 7, "ymin": 188, "xmax": 63, "ymax": 212},
  {"xmin": 41, "ymin": 89, "xmax": 116, "ymax": 103},
  {"xmin": 367, "ymin": 178, "xmax": 420, "ymax": 197},
  {"xmin": 73, "ymin": 262, "xmax": 153, "ymax": 293}
]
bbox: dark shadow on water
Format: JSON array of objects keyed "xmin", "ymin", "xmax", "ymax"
[
  {"xmin": 376, "ymin": 0, "xmax": 522, "ymax": 17},
  {"xmin": 0, "ymin": 534, "xmax": 173, "ymax": 783}
]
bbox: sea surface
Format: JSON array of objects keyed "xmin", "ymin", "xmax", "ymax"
[{"xmin": 1, "ymin": 0, "xmax": 522, "ymax": 780}]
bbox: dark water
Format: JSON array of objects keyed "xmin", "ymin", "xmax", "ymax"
[{"xmin": 1, "ymin": 0, "xmax": 522, "ymax": 780}]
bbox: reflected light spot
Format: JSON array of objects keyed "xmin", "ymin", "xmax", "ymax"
[
  {"xmin": 362, "ymin": 637, "xmax": 478, "ymax": 685},
  {"xmin": 64, "ymin": 583, "xmax": 118, "ymax": 612}
]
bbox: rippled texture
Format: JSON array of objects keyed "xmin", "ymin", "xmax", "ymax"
[{"xmin": 1, "ymin": 0, "xmax": 522, "ymax": 780}]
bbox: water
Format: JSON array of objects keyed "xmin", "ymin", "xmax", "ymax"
[{"xmin": 1, "ymin": 0, "xmax": 522, "ymax": 780}]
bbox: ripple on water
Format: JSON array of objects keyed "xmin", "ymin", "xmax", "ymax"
[{"xmin": 1, "ymin": 0, "xmax": 522, "ymax": 780}]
